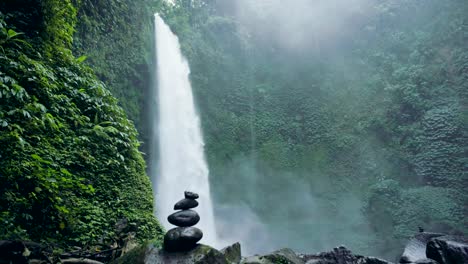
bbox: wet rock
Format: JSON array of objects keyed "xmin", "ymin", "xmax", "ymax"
[
  {"xmin": 164, "ymin": 227, "xmax": 203, "ymax": 252},
  {"xmin": 221, "ymin": 242, "xmax": 241, "ymax": 264},
  {"xmin": 300, "ymin": 246, "xmax": 392, "ymax": 264},
  {"xmin": 241, "ymin": 248, "xmax": 304, "ymax": 264},
  {"xmin": 117, "ymin": 241, "xmax": 398, "ymax": 264},
  {"xmin": 361, "ymin": 257, "xmax": 394, "ymax": 264},
  {"xmin": 301, "ymin": 246, "xmax": 356, "ymax": 264},
  {"xmin": 174, "ymin": 198, "xmax": 199, "ymax": 210},
  {"xmin": 116, "ymin": 244, "xmax": 227, "ymax": 264},
  {"xmin": 426, "ymin": 235, "xmax": 468, "ymax": 264},
  {"xmin": 413, "ymin": 259, "xmax": 438, "ymax": 264},
  {"xmin": 168, "ymin": 210, "xmax": 200, "ymax": 227},
  {"xmin": 399, "ymin": 232, "xmax": 444, "ymax": 263},
  {"xmin": 185, "ymin": 191, "xmax": 199, "ymax": 199}
]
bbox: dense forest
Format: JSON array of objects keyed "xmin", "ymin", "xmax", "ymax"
[
  {"xmin": 0, "ymin": 0, "xmax": 467, "ymax": 261},
  {"xmin": 161, "ymin": 0, "xmax": 467, "ymax": 258},
  {"xmin": 0, "ymin": 0, "xmax": 163, "ymax": 251}
]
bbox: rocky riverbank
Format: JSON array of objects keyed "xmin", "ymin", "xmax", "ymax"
[
  {"xmin": 115, "ymin": 234, "xmax": 468, "ymax": 264},
  {"xmin": 1, "ymin": 232, "xmax": 467, "ymax": 264},
  {"xmin": 2, "ymin": 193, "xmax": 466, "ymax": 264},
  {"xmin": 115, "ymin": 242, "xmax": 390, "ymax": 264}
]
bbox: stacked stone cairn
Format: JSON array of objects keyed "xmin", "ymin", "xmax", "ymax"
[{"xmin": 164, "ymin": 191, "xmax": 203, "ymax": 252}]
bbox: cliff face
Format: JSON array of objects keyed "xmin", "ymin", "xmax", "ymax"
[
  {"xmin": 72, "ymin": 0, "xmax": 164, "ymax": 155},
  {"xmin": 0, "ymin": 0, "xmax": 163, "ymax": 249}
]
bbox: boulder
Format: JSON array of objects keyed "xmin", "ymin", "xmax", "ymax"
[
  {"xmin": 167, "ymin": 210, "xmax": 200, "ymax": 227},
  {"xmin": 412, "ymin": 259, "xmax": 438, "ymax": 264},
  {"xmin": 164, "ymin": 227, "xmax": 203, "ymax": 252},
  {"xmin": 300, "ymin": 246, "xmax": 392, "ymax": 264},
  {"xmin": 426, "ymin": 235, "xmax": 468, "ymax": 264},
  {"xmin": 301, "ymin": 246, "xmax": 357, "ymax": 264},
  {"xmin": 221, "ymin": 242, "xmax": 241, "ymax": 264},
  {"xmin": 174, "ymin": 198, "xmax": 199, "ymax": 210},
  {"xmin": 115, "ymin": 244, "xmax": 227, "ymax": 264},
  {"xmin": 185, "ymin": 191, "xmax": 199, "ymax": 199},
  {"xmin": 116, "ymin": 242, "xmax": 398, "ymax": 264},
  {"xmin": 0, "ymin": 240, "xmax": 49, "ymax": 264},
  {"xmin": 361, "ymin": 257, "xmax": 394, "ymax": 264},
  {"xmin": 241, "ymin": 248, "xmax": 304, "ymax": 264},
  {"xmin": 399, "ymin": 232, "xmax": 444, "ymax": 263}
]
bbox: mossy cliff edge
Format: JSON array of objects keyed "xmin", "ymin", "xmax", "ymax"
[{"xmin": 0, "ymin": 0, "xmax": 163, "ymax": 249}]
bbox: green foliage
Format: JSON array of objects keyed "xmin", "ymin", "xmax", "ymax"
[
  {"xmin": 41, "ymin": 0, "xmax": 77, "ymax": 58},
  {"xmin": 2, "ymin": 0, "xmax": 462, "ymax": 258},
  {"xmin": 396, "ymin": 187, "xmax": 464, "ymax": 237},
  {"xmin": 72, "ymin": 0, "xmax": 165, "ymax": 148},
  {"xmin": 160, "ymin": 0, "xmax": 467, "ymax": 258},
  {"xmin": 366, "ymin": 181, "xmax": 465, "ymax": 256},
  {"xmin": 0, "ymin": 1, "xmax": 163, "ymax": 249}
]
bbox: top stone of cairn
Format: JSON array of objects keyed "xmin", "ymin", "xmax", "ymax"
[{"xmin": 185, "ymin": 191, "xmax": 199, "ymax": 200}]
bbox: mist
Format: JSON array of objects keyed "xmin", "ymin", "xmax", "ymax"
[
  {"xmin": 230, "ymin": 0, "xmax": 373, "ymax": 51},
  {"xmin": 0, "ymin": 0, "xmax": 465, "ymax": 262},
  {"xmin": 207, "ymin": 0, "xmax": 382, "ymax": 256},
  {"xmin": 211, "ymin": 154, "xmax": 379, "ymax": 256},
  {"xmin": 162, "ymin": 0, "xmax": 466, "ymax": 260}
]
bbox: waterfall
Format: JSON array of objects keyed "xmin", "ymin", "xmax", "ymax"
[{"xmin": 151, "ymin": 14, "xmax": 218, "ymax": 247}]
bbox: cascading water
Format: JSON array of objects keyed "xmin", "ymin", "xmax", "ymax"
[{"xmin": 151, "ymin": 14, "xmax": 218, "ymax": 247}]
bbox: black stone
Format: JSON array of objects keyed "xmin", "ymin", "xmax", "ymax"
[
  {"xmin": 184, "ymin": 191, "xmax": 199, "ymax": 199},
  {"xmin": 174, "ymin": 198, "xmax": 199, "ymax": 210},
  {"xmin": 164, "ymin": 227, "xmax": 203, "ymax": 252},
  {"xmin": 299, "ymin": 246, "xmax": 391, "ymax": 264},
  {"xmin": 168, "ymin": 210, "xmax": 200, "ymax": 227},
  {"xmin": 399, "ymin": 232, "xmax": 445, "ymax": 263},
  {"xmin": 426, "ymin": 235, "xmax": 468, "ymax": 264}
]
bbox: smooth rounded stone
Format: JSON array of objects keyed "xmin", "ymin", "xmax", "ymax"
[
  {"xmin": 164, "ymin": 227, "xmax": 203, "ymax": 252},
  {"xmin": 168, "ymin": 210, "xmax": 200, "ymax": 227},
  {"xmin": 174, "ymin": 198, "xmax": 199, "ymax": 210},
  {"xmin": 184, "ymin": 191, "xmax": 199, "ymax": 199}
]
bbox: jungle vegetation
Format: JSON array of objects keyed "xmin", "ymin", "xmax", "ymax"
[{"xmin": 0, "ymin": 0, "xmax": 466, "ymax": 259}]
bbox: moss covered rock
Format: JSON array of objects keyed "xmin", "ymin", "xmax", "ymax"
[
  {"xmin": 241, "ymin": 248, "xmax": 304, "ymax": 264},
  {"xmin": 221, "ymin": 242, "xmax": 242, "ymax": 264},
  {"xmin": 116, "ymin": 243, "xmax": 228, "ymax": 264}
]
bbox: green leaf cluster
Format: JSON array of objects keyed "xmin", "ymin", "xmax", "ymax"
[
  {"xmin": 0, "ymin": 0, "xmax": 163, "ymax": 249},
  {"xmin": 160, "ymin": 0, "xmax": 467, "ymax": 258},
  {"xmin": 72, "ymin": 0, "xmax": 166, "ymax": 151}
]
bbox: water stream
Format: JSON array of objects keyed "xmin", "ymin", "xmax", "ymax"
[{"xmin": 151, "ymin": 13, "xmax": 218, "ymax": 247}]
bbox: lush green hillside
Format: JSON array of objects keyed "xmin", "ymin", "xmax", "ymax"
[
  {"xmin": 0, "ymin": 0, "xmax": 466, "ymax": 260},
  {"xmin": 159, "ymin": 0, "xmax": 467, "ymax": 258},
  {"xmin": 0, "ymin": 0, "xmax": 163, "ymax": 249},
  {"xmin": 72, "ymin": 0, "xmax": 169, "ymax": 155}
]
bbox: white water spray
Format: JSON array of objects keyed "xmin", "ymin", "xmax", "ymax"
[{"xmin": 151, "ymin": 14, "xmax": 218, "ymax": 247}]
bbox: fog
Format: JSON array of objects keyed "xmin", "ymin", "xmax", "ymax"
[
  {"xmin": 212, "ymin": 155, "xmax": 379, "ymax": 256},
  {"xmin": 206, "ymin": 0, "xmax": 383, "ymax": 256},
  {"xmin": 162, "ymin": 0, "xmax": 466, "ymax": 260},
  {"xmin": 231, "ymin": 0, "xmax": 373, "ymax": 50}
]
